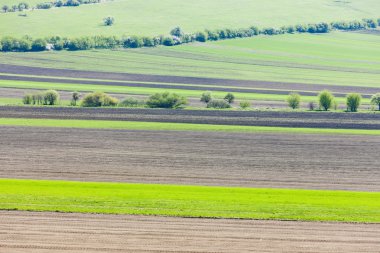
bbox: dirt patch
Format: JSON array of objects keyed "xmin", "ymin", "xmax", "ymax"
[
  {"xmin": 0, "ymin": 126, "xmax": 378, "ymax": 191},
  {"xmin": 1, "ymin": 211, "xmax": 379, "ymax": 253},
  {"xmin": 0, "ymin": 106, "xmax": 379, "ymax": 129},
  {"xmin": 1, "ymin": 63, "xmax": 378, "ymax": 94}
]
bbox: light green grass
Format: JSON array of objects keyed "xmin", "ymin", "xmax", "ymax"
[
  {"xmin": 0, "ymin": 118, "xmax": 379, "ymax": 136},
  {"xmin": 0, "ymin": 179, "xmax": 379, "ymax": 222},
  {"xmin": 0, "ymin": 0, "xmax": 379, "ymax": 37},
  {"xmin": 1, "ymin": 32, "xmax": 380, "ymax": 88}
]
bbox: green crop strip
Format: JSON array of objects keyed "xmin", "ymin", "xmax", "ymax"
[
  {"xmin": 0, "ymin": 118, "xmax": 379, "ymax": 135},
  {"xmin": 0, "ymin": 179, "xmax": 379, "ymax": 222}
]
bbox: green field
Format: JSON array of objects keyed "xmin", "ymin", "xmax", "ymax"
[
  {"xmin": 1, "ymin": 32, "xmax": 380, "ymax": 88},
  {"xmin": 0, "ymin": 179, "xmax": 379, "ymax": 222},
  {"xmin": 0, "ymin": 0, "xmax": 379, "ymax": 37},
  {"xmin": 1, "ymin": 118, "xmax": 379, "ymax": 135}
]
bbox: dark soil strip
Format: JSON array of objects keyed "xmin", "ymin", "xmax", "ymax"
[
  {"xmin": 1, "ymin": 63, "xmax": 378, "ymax": 94},
  {"xmin": 0, "ymin": 127, "xmax": 378, "ymax": 191},
  {"xmin": 0, "ymin": 106, "xmax": 379, "ymax": 129}
]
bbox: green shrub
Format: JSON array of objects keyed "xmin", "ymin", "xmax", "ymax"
[
  {"xmin": 142, "ymin": 37, "xmax": 155, "ymax": 47},
  {"xmin": 286, "ymin": 92, "xmax": 301, "ymax": 109},
  {"xmin": 67, "ymin": 37, "xmax": 94, "ymax": 50},
  {"xmin": 103, "ymin": 16, "xmax": 114, "ymax": 26},
  {"xmin": 346, "ymin": 93, "xmax": 362, "ymax": 112},
  {"xmin": 162, "ymin": 37, "xmax": 175, "ymax": 46},
  {"xmin": 123, "ymin": 36, "xmax": 144, "ymax": 48},
  {"xmin": 146, "ymin": 92, "xmax": 187, "ymax": 109},
  {"xmin": 119, "ymin": 97, "xmax": 143, "ymax": 107},
  {"xmin": 224, "ymin": 93, "xmax": 235, "ymax": 104},
  {"xmin": 318, "ymin": 90, "xmax": 334, "ymax": 111},
  {"xmin": 239, "ymin": 101, "xmax": 251, "ymax": 109},
  {"xmin": 43, "ymin": 90, "xmax": 60, "ymax": 105},
  {"xmin": 200, "ymin": 91, "xmax": 213, "ymax": 103},
  {"xmin": 18, "ymin": 39, "xmax": 32, "ymax": 52},
  {"xmin": 170, "ymin": 27, "xmax": 184, "ymax": 37},
  {"xmin": 370, "ymin": 93, "xmax": 380, "ymax": 111},
  {"xmin": 81, "ymin": 92, "xmax": 118, "ymax": 107},
  {"xmin": 207, "ymin": 100, "xmax": 231, "ymax": 109}
]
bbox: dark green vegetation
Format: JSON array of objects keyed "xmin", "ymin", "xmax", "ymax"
[
  {"xmin": 0, "ymin": 179, "xmax": 379, "ymax": 222},
  {"xmin": 1, "ymin": 18, "xmax": 379, "ymax": 52}
]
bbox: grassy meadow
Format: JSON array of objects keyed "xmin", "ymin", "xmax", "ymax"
[
  {"xmin": 1, "ymin": 118, "xmax": 379, "ymax": 135},
  {"xmin": 0, "ymin": 179, "xmax": 379, "ymax": 222},
  {"xmin": 0, "ymin": 0, "xmax": 379, "ymax": 37}
]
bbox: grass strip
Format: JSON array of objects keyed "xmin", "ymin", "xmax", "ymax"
[
  {"xmin": 0, "ymin": 179, "xmax": 379, "ymax": 222},
  {"xmin": 0, "ymin": 118, "xmax": 379, "ymax": 135}
]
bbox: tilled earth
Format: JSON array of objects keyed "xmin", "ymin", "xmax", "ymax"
[
  {"xmin": 1, "ymin": 126, "xmax": 378, "ymax": 191},
  {"xmin": 1, "ymin": 211, "xmax": 379, "ymax": 253}
]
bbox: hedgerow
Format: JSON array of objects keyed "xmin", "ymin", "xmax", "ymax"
[{"xmin": 1, "ymin": 17, "xmax": 379, "ymax": 52}]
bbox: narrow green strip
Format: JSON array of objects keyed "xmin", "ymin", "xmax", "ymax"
[
  {"xmin": 0, "ymin": 118, "xmax": 379, "ymax": 135},
  {"xmin": 0, "ymin": 179, "xmax": 378, "ymax": 222}
]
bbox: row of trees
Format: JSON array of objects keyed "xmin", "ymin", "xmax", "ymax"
[
  {"xmin": 1, "ymin": 0, "xmax": 101, "ymax": 12},
  {"xmin": 1, "ymin": 18, "xmax": 380, "ymax": 52},
  {"xmin": 287, "ymin": 91, "xmax": 380, "ymax": 112}
]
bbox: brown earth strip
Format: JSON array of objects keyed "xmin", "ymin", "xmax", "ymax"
[
  {"xmin": 1, "ymin": 126, "xmax": 378, "ymax": 191},
  {"xmin": 1, "ymin": 63, "xmax": 378, "ymax": 94},
  {"xmin": 1, "ymin": 211, "xmax": 379, "ymax": 253},
  {"xmin": 0, "ymin": 106, "xmax": 379, "ymax": 129}
]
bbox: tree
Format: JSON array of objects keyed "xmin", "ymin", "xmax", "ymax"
[
  {"xmin": 346, "ymin": 93, "xmax": 362, "ymax": 112},
  {"xmin": 31, "ymin": 39, "xmax": 47, "ymax": 51},
  {"xmin": 103, "ymin": 17, "xmax": 114, "ymax": 26},
  {"xmin": 11, "ymin": 5, "xmax": 18, "ymax": 12},
  {"xmin": 318, "ymin": 90, "xmax": 334, "ymax": 111},
  {"xmin": 123, "ymin": 36, "xmax": 143, "ymax": 48},
  {"xmin": 162, "ymin": 37, "xmax": 174, "ymax": 46},
  {"xmin": 240, "ymin": 101, "xmax": 251, "ymax": 109},
  {"xmin": 224, "ymin": 93, "xmax": 235, "ymax": 104},
  {"xmin": 2, "ymin": 5, "xmax": 9, "ymax": 12},
  {"xmin": 170, "ymin": 27, "xmax": 184, "ymax": 37},
  {"xmin": 200, "ymin": 91, "xmax": 213, "ymax": 103},
  {"xmin": 146, "ymin": 92, "xmax": 187, "ymax": 109},
  {"xmin": 81, "ymin": 92, "xmax": 118, "ymax": 107},
  {"xmin": 43, "ymin": 90, "xmax": 60, "ymax": 105},
  {"xmin": 370, "ymin": 93, "xmax": 380, "ymax": 111},
  {"xmin": 206, "ymin": 100, "xmax": 231, "ymax": 109},
  {"xmin": 195, "ymin": 32, "xmax": 207, "ymax": 42},
  {"xmin": 71, "ymin": 91, "xmax": 81, "ymax": 106},
  {"xmin": 286, "ymin": 92, "xmax": 301, "ymax": 109}
]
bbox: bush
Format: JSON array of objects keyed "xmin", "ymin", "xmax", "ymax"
[
  {"xmin": 195, "ymin": 32, "xmax": 207, "ymax": 42},
  {"xmin": 346, "ymin": 93, "xmax": 362, "ymax": 112},
  {"xmin": 224, "ymin": 93, "xmax": 235, "ymax": 104},
  {"xmin": 123, "ymin": 36, "xmax": 143, "ymax": 48},
  {"xmin": 207, "ymin": 100, "xmax": 231, "ymax": 109},
  {"xmin": 81, "ymin": 92, "xmax": 119, "ymax": 107},
  {"xmin": 318, "ymin": 90, "xmax": 334, "ymax": 111},
  {"xmin": 18, "ymin": 39, "xmax": 32, "ymax": 51},
  {"xmin": 103, "ymin": 16, "xmax": 114, "ymax": 26},
  {"xmin": 162, "ymin": 37, "xmax": 175, "ymax": 46},
  {"xmin": 67, "ymin": 37, "xmax": 94, "ymax": 50},
  {"xmin": 36, "ymin": 2, "xmax": 53, "ymax": 9},
  {"xmin": 146, "ymin": 92, "xmax": 187, "ymax": 109},
  {"xmin": 286, "ymin": 92, "xmax": 301, "ymax": 109},
  {"xmin": 22, "ymin": 94, "xmax": 33, "ymax": 105},
  {"xmin": 65, "ymin": 0, "xmax": 80, "ymax": 7},
  {"xmin": 170, "ymin": 27, "xmax": 184, "ymax": 37},
  {"xmin": 43, "ymin": 90, "xmax": 60, "ymax": 105},
  {"xmin": 119, "ymin": 97, "xmax": 143, "ymax": 107},
  {"xmin": 142, "ymin": 37, "xmax": 155, "ymax": 47},
  {"xmin": 200, "ymin": 91, "xmax": 213, "ymax": 103},
  {"xmin": 370, "ymin": 93, "xmax": 380, "ymax": 111},
  {"xmin": 239, "ymin": 101, "xmax": 251, "ymax": 109},
  {"xmin": 93, "ymin": 35, "xmax": 119, "ymax": 49},
  {"xmin": 363, "ymin": 19, "xmax": 378, "ymax": 28},
  {"xmin": 31, "ymin": 39, "xmax": 47, "ymax": 51},
  {"xmin": 205, "ymin": 30, "xmax": 220, "ymax": 41}
]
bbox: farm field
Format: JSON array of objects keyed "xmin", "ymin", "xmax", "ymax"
[
  {"xmin": 2, "ymin": 211, "xmax": 379, "ymax": 253},
  {"xmin": 0, "ymin": 0, "xmax": 379, "ymax": 37}
]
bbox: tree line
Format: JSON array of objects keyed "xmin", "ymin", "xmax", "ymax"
[
  {"xmin": 1, "ymin": 18, "xmax": 380, "ymax": 52},
  {"xmin": 21, "ymin": 90, "xmax": 380, "ymax": 112},
  {"xmin": 1, "ymin": 0, "xmax": 101, "ymax": 12}
]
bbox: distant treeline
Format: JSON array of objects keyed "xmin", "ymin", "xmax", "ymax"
[
  {"xmin": 1, "ymin": 0, "xmax": 101, "ymax": 12},
  {"xmin": 1, "ymin": 18, "xmax": 379, "ymax": 52}
]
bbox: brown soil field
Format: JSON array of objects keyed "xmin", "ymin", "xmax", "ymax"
[
  {"xmin": 1, "ymin": 211, "xmax": 379, "ymax": 253},
  {"xmin": 1, "ymin": 63, "xmax": 378, "ymax": 94},
  {"xmin": 1, "ymin": 106, "xmax": 379, "ymax": 129},
  {"xmin": 1, "ymin": 126, "xmax": 378, "ymax": 191}
]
